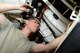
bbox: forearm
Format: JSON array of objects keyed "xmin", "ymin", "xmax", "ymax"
[
  {"xmin": 0, "ymin": 3, "xmax": 19, "ymax": 13},
  {"xmin": 45, "ymin": 34, "xmax": 65, "ymax": 52},
  {"xmin": 32, "ymin": 34, "xmax": 65, "ymax": 53}
]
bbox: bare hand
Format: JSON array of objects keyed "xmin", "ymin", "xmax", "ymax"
[{"xmin": 18, "ymin": 4, "xmax": 33, "ymax": 11}]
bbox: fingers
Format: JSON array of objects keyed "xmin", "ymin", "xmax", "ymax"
[
  {"xmin": 22, "ymin": 4, "xmax": 33, "ymax": 9},
  {"xmin": 18, "ymin": 4, "xmax": 33, "ymax": 11},
  {"xmin": 25, "ymin": 4, "xmax": 33, "ymax": 8}
]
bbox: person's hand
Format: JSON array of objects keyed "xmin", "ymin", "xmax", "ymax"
[{"xmin": 17, "ymin": 4, "xmax": 33, "ymax": 11}]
